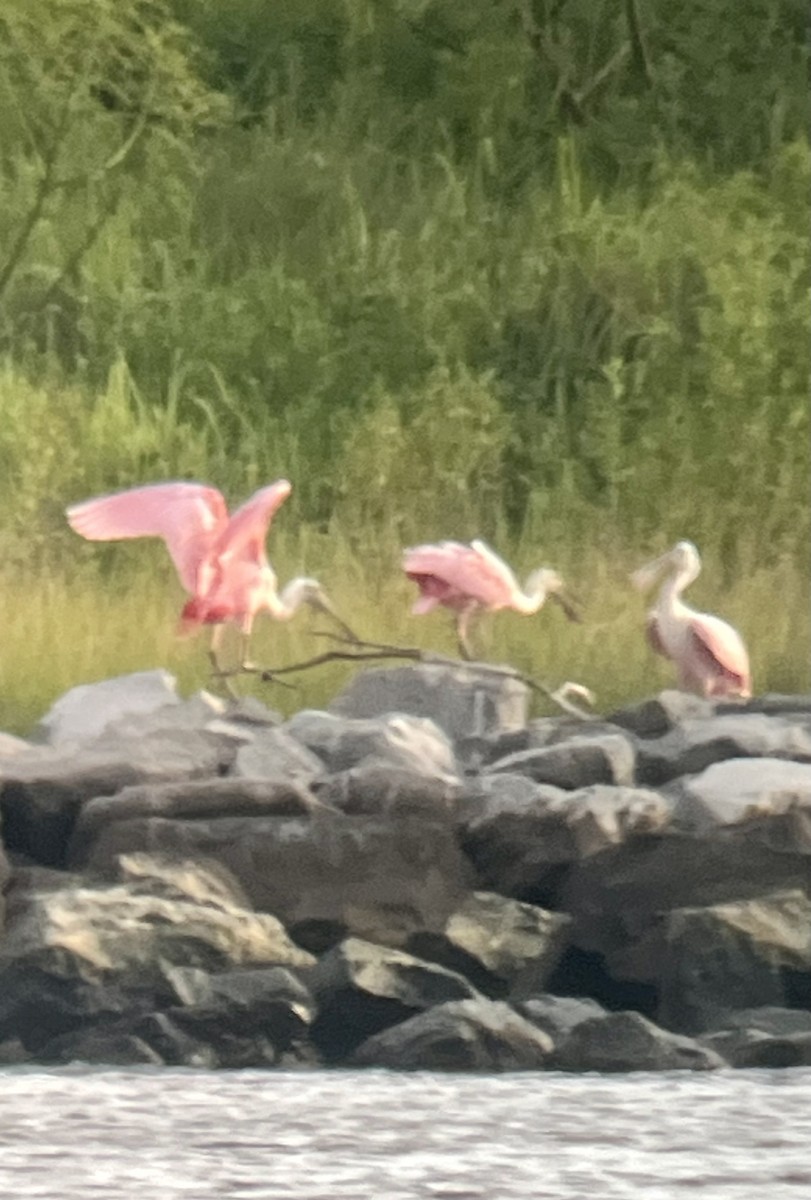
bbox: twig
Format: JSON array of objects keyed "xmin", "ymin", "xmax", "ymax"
[{"xmin": 219, "ymin": 634, "xmax": 597, "ymax": 720}]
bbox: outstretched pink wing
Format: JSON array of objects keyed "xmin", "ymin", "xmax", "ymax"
[
  {"xmin": 214, "ymin": 479, "xmax": 293, "ymax": 565},
  {"xmin": 403, "ymin": 540, "xmax": 519, "ymax": 609},
  {"xmin": 66, "ymin": 482, "xmax": 227, "ymax": 593},
  {"xmin": 688, "ymin": 613, "xmax": 752, "ymax": 696}
]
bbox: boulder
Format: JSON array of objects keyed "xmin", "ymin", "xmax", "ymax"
[
  {"xmin": 283, "ymin": 709, "xmax": 459, "ymax": 781},
  {"xmin": 350, "ymin": 998, "xmax": 554, "ymax": 1072},
  {"xmin": 609, "ymin": 690, "xmax": 715, "ymax": 738},
  {"xmin": 233, "ymin": 728, "xmax": 325, "ymax": 782},
  {"xmin": 313, "ymin": 764, "xmax": 460, "ymax": 817},
  {"xmin": 459, "ymin": 776, "xmax": 672, "ymax": 896},
  {"xmin": 40, "ymin": 1028, "xmax": 166, "ymax": 1066},
  {"xmin": 1, "ymin": 729, "xmax": 236, "ymax": 866},
  {"xmin": 70, "ymin": 777, "xmax": 319, "ymax": 865},
  {"xmin": 515, "ymin": 994, "xmax": 608, "ymax": 1044},
  {"xmin": 329, "ymin": 663, "xmax": 530, "ymax": 743},
  {"xmin": 550, "ymin": 1011, "xmax": 724, "ymax": 1072},
  {"xmin": 638, "ymin": 717, "xmax": 811, "ymax": 786},
  {"xmin": 406, "ymin": 891, "xmax": 570, "ymax": 999},
  {"xmin": 484, "ymin": 733, "xmax": 635, "ymax": 790},
  {"xmin": 700, "ymin": 1007, "xmax": 811, "ymax": 1068},
  {"xmin": 74, "ymin": 802, "xmax": 471, "ymax": 951},
  {"xmin": 0, "ymin": 876, "xmax": 314, "ymax": 1051},
  {"xmin": 309, "ymin": 936, "xmax": 481, "ymax": 1059},
  {"xmin": 0, "ymin": 732, "xmax": 32, "ymax": 758},
  {"xmin": 670, "ymin": 758, "xmax": 811, "ymax": 848},
  {"xmin": 34, "ymin": 670, "xmax": 182, "ymax": 746},
  {"xmin": 161, "ymin": 966, "xmax": 318, "ymax": 1068},
  {"xmin": 658, "ymin": 890, "xmax": 811, "ymax": 1032}
]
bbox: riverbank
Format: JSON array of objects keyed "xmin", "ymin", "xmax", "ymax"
[{"xmin": 0, "ymin": 665, "xmax": 809, "ymax": 1072}]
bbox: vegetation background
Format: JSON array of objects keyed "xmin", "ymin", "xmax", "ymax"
[{"xmin": 0, "ymin": 0, "xmax": 808, "ymax": 730}]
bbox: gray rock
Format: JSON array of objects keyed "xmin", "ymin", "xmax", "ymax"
[
  {"xmin": 485, "ymin": 733, "xmax": 635, "ymax": 790},
  {"xmin": 313, "ymin": 764, "xmax": 460, "ymax": 817},
  {"xmin": 716, "ymin": 694, "xmax": 811, "ymax": 718},
  {"xmin": 710, "ymin": 1006, "xmax": 811, "ymax": 1036},
  {"xmin": 459, "ymin": 776, "xmax": 671, "ymax": 895},
  {"xmin": 1, "ymin": 729, "xmax": 235, "ymax": 866},
  {"xmin": 658, "ymin": 890, "xmax": 811, "ymax": 1032},
  {"xmin": 406, "ymin": 891, "xmax": 570, "ymax": 999},
  {"xmin": 551, "ymin": 1011, "xmax": 724, "ymax": 1072},
  {"xmin": 350, "ymin": 998, "xmax": 554, "ymax": 1072},
  {"xmin": 309, "ymin": 936, "xmax": 481, "ymax": 1060},
  {"xmin": 329, "ymin": 664, "xmax": 530, "ymax": 743},
  {"xmin": 69, "ymin": 777, "xmax": 319, "ymax": 865},
  {"xmin": 671, "ymin": 758, "xmax": 811, "ymax": 847},
  {"xmin": 609, "ymin": 691, "xmax": 715, "ymax": 738},
  {"xmin": 233, "ymin": 727, "xmax": 325, "ymax": 782},
  {"xmin": 74, "ymin": 805, "xmax": 470, "ymax": 950},
  {"xmin": 110, "ymin": 851, "xmax": 253, "ymax": 910},
  {"xmin": 0, "ymin": 876, "xmax": 314, "ymax": 1051},
  {"xmin": 701, "ymin": 1028, "xmax": 811, "ymax": 1069},
  {"xmin": 164, "ymin": 967, "xmax": 318, "ymax": 1067},
  {"xmin": 284, "ymin": 709, "xmax": 459, "ymax": 781},
  {"xmin": 34, "ymin": 670, "xmax": 181, "ymax": 746},
  {"xmin": 638, "ymin": 716, "xmax": 811, "ymax": 786},
  {"xmin": 41, "ymin": 1029, "xmax": 166, "ymax": 1066},
  {"xmin": 516, "ymin": 994, "xmax": 608, "ymax": 1043}
]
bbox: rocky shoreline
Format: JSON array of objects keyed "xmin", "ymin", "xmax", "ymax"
[{"xmin": 0, "ymin": 665, "xmax": 809, "ymax": 1073}]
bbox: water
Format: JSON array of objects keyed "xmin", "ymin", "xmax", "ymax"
[{"xmin": 0, "ymin": 1067, "xmax": 809, "ymax": 1199}]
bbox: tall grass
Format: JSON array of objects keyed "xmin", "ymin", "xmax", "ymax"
[{"xmin": 0, "ymin": 2, "xmax": 807, "ymax": 730}]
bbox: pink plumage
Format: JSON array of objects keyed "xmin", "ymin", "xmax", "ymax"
[
  {"xmin": 403, "ymin": 538, "xmax": 574, "ymax": 659},
  {"xmin": 66, "ymin": 478, "xmax": 294, "ymax": 641}
]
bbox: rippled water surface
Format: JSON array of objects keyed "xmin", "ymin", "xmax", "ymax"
[{"xmin": 0, "ymin": 1067, "xmax": 809, "ymax": 1199}]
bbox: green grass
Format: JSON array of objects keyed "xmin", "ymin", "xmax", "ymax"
[{"xmin": 2, "ymin": 532, "xmax": 807, "ymax": 736}]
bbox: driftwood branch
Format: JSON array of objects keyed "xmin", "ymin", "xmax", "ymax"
[{"xmin": 215, "ymin": 635, "xmax": 597, "ymax": 720}]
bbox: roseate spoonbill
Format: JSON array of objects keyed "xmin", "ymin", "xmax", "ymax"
[
  {"xmin": 403, "ymin": 539, "xmax": 578, "ymax": 660},
  {"xmin": 66, "ymin": 479, "xmax": 355, "ymax": 670},
  {"xmin": 631, "ymin": 539, "xmax": 751, "ymax": 699}
]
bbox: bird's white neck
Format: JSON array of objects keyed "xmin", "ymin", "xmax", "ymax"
[
  {"xmin": 659, "ymin": 558, "xmax": 700, "ymax": 615},
  {"xmin": 273, "ymin": 577, "xmax": 317, "ymax": 620},
  {"xmin": 515, "ymin": 572, "xmax": 552, "ymax": 615}
]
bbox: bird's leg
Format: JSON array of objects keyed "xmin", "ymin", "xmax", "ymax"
[
  {"xmin": 455, "ymin": 604, "xmax": 478, "ymax": 661},
  {"xmin": 239, "ymin": 615, "xmax": 256, "ymax": 670},
  {"xmin": 208, "ymin": 624, "xmax": 226, "ymax": 674}
]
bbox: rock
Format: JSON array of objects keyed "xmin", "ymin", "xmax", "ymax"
[
  {"xmin": 40, "ymin": 1028, "xmax": 165, "ymax": 1066},
  {"xmin": 350, "ymin": 998, "xmax": 554, "ymax": 1072},
  {"xmin": 516, "ymin": 994, "xmax": 608, "ymax": 1043},
  {"xmin": 484, "ymin": 733, "xmax": 635, "ymax": 790},
  {"xmin": 110, "ymin": 852, "xmax": 253, "ymax": 910},
  {"xmin": 309, "ymin": 936, "xmax": 481, "ymax": 1060},
  {"xmin": 459, "ymin": 776, "xmax": 671, "ymax": 895},
  {"xmin": 313, "ymin": 764, "xmax": 460, "ymax": 817},
  {"xmin": 156, "ymin": 967, "xmax": 318, "ymax": 1068},
  {"xmin": 69, "ymin": 777, "xmax": 319, "ymax": 865},
  {"xmin": 716, "ymin": 695, "xmax": 811, "ymax": 718},
  {"xmin": 233, "ymin": 728, "xmax": 325, "ymax": 782},
  {"xmin": 74, "ymin": 801, "xmax": 470, "ymax": 950},
  {"xmin": 283, "ymin": 709, "xmax": 459, "ymax": 781},
  {"xmin": 329, "ymin": 664, "xmax": 530, "ymax": 743},
  {"xmin": 406, "ymin": 891, "xmax": 570, "ymax": 999},
  {"xmin": 710, "ymin": 1006, "xmax": 811, "ymax": 1036},
  {"xmin": 0, "ymin": 878, "xmax": 314, "ymax": 1051},
  {"xmin": 122, "ymin": 1012, "xmax": 219, "ymax": 1068},
  {"xmin": 0, "ymin": 1038, "xmax": 30, "ymax": 1064},
  {"xmin": 670, "ymin": 758, "xmax": 811, "ymax": 847},
  {"xmin": 34, "ymin": 670, "xmax": 181, "ymax": 746},
  {"xmin": 550, "ymin": 1011, "xmax": 724, "ymax": 1072},
  {"xmin": 609, "ymin": 691, "xmax": 715, "ymax": 738},
  {"xmin": 638, "ymin": 717, "xmax": 811, "ymax": 786},
  {"xmin": 1, "ymin": 730, "xmax": 236, "ymax": 867},
  {"xmin": 658, "ymin": 890, "xmax": 811, "ymax": 1032},
  {"xmin": 700, "ymin": 1007, "xmax": 811, "ymax": 1068}
]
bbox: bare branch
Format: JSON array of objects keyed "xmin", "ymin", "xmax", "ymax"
[{"xmin": 216, "ymin": 635, "xmax": 597, "ymax": 721}]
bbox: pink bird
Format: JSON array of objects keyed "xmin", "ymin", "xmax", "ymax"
[
  {"xmin": 631, "ymin": 540, "xmax": 752, "ymax": 699},
  {"xmin": 403, "ymin": 539, "xmax": 578, "ymax": 660},
  {"xmin": 66, "ymin": 479, "xmax": 354, "ymax": 670}
]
